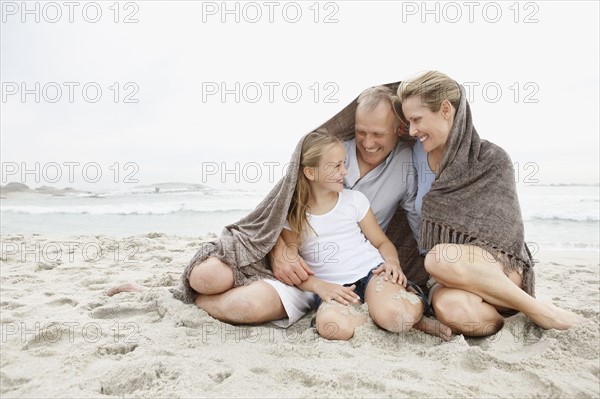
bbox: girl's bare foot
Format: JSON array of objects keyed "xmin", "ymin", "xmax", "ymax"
[{"xmin": 106, "ymin": 282, "xmax": 146, "ymax": 297}]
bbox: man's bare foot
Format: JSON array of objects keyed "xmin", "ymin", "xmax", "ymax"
[
  {"xmin": 106, "ymin": 282, "xmax": 146, "ymax": 297},
  {"xmin": 414, "ymin": 316, "xmax": 453, "ymax": 341},
  {"xmin": 530, "ymin": 302, "xmax": 588, "ymax": 330}
]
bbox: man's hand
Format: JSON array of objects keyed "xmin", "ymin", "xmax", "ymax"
[{"xmin": 270, "ymin": 235, "xmax": 314, "ymax": 286}]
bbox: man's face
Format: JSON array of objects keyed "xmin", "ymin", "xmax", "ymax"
[{"xmin": 354, "ymin": 101, "xmax": 400, "ymax": 168}]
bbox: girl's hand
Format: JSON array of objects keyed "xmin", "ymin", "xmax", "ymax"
[
  {"xmin": 314, "ymin": 281, "xmax": 361, "ymax": 306},
  {"xmin": 372, "ymin": 262, "xmax": 407, "ymax": 286}
]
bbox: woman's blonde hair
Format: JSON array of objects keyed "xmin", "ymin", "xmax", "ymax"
[
  {"xmin": 395, "ymin": 71, "xmax": 461, "ymax": 119},
  {"xmin": 287, "ymin": 129, "xmax": 341, "ymax": 245}
]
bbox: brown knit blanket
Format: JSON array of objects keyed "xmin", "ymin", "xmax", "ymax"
[
  {"xmin": 418, "ymin": 84, "xmax": 535, "ymax": 296},
  {"xmin": 172, "ymin": 81, "xmax": 427, "ymax": 304}
]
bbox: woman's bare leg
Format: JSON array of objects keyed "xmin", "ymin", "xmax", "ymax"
[
  {"xmin": 426, "ymin": 244, "xmax": 587, "ymax": 331},
  {"xmin": 430, "ymin": 285, "xmax": 504, "ymax": 336}
]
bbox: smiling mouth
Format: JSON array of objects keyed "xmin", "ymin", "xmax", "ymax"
[
  {"xmin": 419, "ymin": 136, "xmax": 428, "ymax": 142},
  {"xmin": 364, "ymin": 148, "xmax": 379, "ymax": 154}
]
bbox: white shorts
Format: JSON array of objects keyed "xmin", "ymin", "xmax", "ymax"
[{"xmin": 263, "ymin": 279, "xmax": 317, "ymax": 328}]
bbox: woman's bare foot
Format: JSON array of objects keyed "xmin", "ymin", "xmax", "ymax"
[
  {"xmin": 529, "ymin": 302, "xmax": 588, "ymax": 330},
  {"xmin": 414, "ymin": 316, "xmax": 453, "ymax": 341},
  {"xmin": 106, "ymin": 282, "xmax": 146, "ymax": 297}
]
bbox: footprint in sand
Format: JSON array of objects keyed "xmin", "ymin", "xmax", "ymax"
[
  {"xmin": 208, "ymin": 370, "xmax": 232, "ymax": 384},
  {"xmin": 0, "ymin": 301, "xmax": 25, "ymax": 310},
  {"xmin": 21, "ymin": 322, "xmax": 79, "ymax": 351},
  {"xmin": 99, "ymin": 360, "xmax": 180, "ymax": 396},
  {"xmin": 97, "ymin": 343, "xmax": 138, "ymax": 356},
  {"xmin": 89, "ymin": 300, "xmax": 164, "ymax": 321},
  {"xmin": 0, "ymin": 372, "xmax": 31, "ymax": 395},
  {"xmin": 35, "ymin": 262, "xmax": 59, "ymax": 271},
  {"xmin": 46, "ymin": 298, "xmax": 79, "ymax": 307}
]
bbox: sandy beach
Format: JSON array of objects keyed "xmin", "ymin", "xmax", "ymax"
[{"xmin": 0, "ymin": 233, "xmax": 598, "ymax": 398}]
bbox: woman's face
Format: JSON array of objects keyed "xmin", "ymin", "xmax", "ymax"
[{"xmin": 402, "ymin": 96, "xmax": 453, "ymax": 155}]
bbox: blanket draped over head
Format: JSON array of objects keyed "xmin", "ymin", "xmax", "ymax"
[
  {"xmin": 172, "ymin": 81, "xmax": 427, "ymax": 304},
  {"xmin": 417, "ymin": 84, "xmax": 535, "ymax": 296},
  {"xmin": 172, "ymin": 81, "xmax": 535, "ymax": 304}
]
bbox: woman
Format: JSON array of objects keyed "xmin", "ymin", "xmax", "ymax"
[{"xmin": 396, "ymin": 71, "xmax": 586, "ymax": 336}]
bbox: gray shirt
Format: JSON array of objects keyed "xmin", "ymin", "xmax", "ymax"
[
  {"xmin": 412, "ymin": 139, "xmax": 436, "ymax": 220},
  {"xmin": 343, "ymin": 139, "xmax": 420, "ymax": 242}
]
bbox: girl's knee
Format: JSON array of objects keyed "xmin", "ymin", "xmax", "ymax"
[
  {"xmin": 316, "ymin": 308, "xmax": 355, "ymax": 341},
  {"xmin": 370, "ymin": 300, "xmax": 421, "ymax": 333}
]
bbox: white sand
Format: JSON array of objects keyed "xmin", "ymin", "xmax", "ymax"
[{"xmin": 1, "ymin": 233, "xmax": 598, "ymax": 398}]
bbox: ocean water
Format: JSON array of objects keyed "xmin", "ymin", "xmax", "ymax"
[{"xmin": 1, "ymin": 184, "xmax": 598, "ymax": 252}]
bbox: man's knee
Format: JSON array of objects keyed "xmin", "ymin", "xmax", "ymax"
[{"xmin": 189, "ymin": 257, "xmax": 233, "ymax": 295}]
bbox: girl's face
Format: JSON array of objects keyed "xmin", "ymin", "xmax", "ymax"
[
  {"xmin": 402, "ymin": 96, "xmax": 453, "ymax": 156},
  {"xmin": 304, "ymin": 143, "xmax": 347, "ymax": 193}
]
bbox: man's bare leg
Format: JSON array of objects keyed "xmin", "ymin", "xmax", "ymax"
[
  {"xmin": 188, "ymin": 256, "xmax": 235, "ymax": 295},
  {"xmin": 195, "ymin": 280, "xmax": 286, "ymax": 324},
  {"xmin": 106, "ymin": 256, "xmax": 234, "ymax": 297}
]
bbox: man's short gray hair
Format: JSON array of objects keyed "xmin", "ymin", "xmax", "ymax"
[
  {"xmin": 356, "ymin": 86, "xmax": 395, "ymax": 111},
  {"xmin": 356, "ymin": 86, "xmax": 400, "ymax": 131}
]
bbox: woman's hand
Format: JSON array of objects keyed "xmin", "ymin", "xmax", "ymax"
[
  {"xmin": 313, "ymin": 281, "xmax": 361, "ymax": 306},
  {"xmin": 372, "ymin": 261, "xmax": 407, "ymax": 286}
]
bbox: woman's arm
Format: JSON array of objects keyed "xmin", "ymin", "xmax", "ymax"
[{"xmin": 359, "ymin": 208, "xmax": 407, "ymax": 286}]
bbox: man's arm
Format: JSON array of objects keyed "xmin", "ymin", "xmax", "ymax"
[{"xmin": 269, "ymin": 231, "xmax": 314, "ymax": 286}]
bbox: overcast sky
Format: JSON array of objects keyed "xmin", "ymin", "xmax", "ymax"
[{"xmin": 1, "ymin": 0, "xmax": 598, "ymax": 191}]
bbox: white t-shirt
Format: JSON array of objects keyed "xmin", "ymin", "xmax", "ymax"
[{"xmin": 284, "ymin": 189, "xmax": 384, "ymax": 285}]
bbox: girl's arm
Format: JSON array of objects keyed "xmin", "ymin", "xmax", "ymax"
[
  {"xmin": 358, "ymin": 208, "xmax": 407, "ymax": 286},
  {"xmin": 281, "ymin": 229, "xmax": 360, "ymax": 305}
]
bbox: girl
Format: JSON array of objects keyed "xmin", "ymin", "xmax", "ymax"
[{"xmin": 262, "ymin": 130, "xmax": 428, "ymax": 340}]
